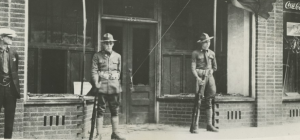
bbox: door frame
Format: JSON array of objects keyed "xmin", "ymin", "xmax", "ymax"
[
  {"xmin": 127, "ymin": 23, "xmax": 156, "ymax": 123},
  {"xmin": 101, "ymin": 21, "xmax": 157, "ymax": 124}
]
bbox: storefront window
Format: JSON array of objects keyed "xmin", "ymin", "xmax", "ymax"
[
  {"xmin": 161, "ymin": 0, "xmax": 253, "ymax": 97},
  {"xmin": 28, "ymin": 0, "xmax": 96, "ymax": 94},
  {"xmin": 283, "ymin": 0, "xmax": 300, "ymax": 95}
]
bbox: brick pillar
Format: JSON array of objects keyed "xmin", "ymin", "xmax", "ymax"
[
  {"xmin": 0, "ymin": 0, "xmax": 26, "ymax": 138},
  {"xmin": 256, "ymin": 0, "xmax": 283, "ymax": 126}
]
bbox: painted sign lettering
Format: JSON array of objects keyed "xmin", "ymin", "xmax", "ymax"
[{"xmin": 285, "ymin": 1, "xmax": 300, "ymax": 10}]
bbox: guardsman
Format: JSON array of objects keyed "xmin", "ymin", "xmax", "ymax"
[
  {"xmin": 190, "ymin": 33, "xmax": 218, "ymax": 133},
  {"xmin": 0, "ymin": 28, "xmax": 20, "ymax": 139},
  {"xmin": 91, "ymin": 33, "xmax": 125, "ymax": 140}
]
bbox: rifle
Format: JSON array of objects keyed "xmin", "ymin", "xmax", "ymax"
[
  {"xmin": 89, "ymin": 81, "xmax": 101, "ymax": 140},
  {"xmin": 89, "ymin": 94, "xmax": 97, "ymax": 140},
  {"xmin": 190, "ymin": 71, "xmax": 207, "ymax": 133}
]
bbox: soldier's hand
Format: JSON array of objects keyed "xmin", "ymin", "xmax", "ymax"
[
  {"xmin": 95, "ymin": 82, "xmax": 101, "ymax": 88},
  {"xmin": 209, "ymin": 70, "xmax": 214, "ymax": 75},
  {"xmin": 197, "ymin": 77, "xmax": 204, "ymax": 85},
  {"xmin": 111, "ymin": 73, "xmax": 120, "ymax": 80}
]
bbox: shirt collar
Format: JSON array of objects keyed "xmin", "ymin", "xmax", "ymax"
[
  {"xmin": 0, "ymin": 46, "xmax": 8, "ymax": 52},
  {"xmin": 202, "ymin": 49, "xmax": 208, "ymax": 53},
  {"xmin": 101, "ymin": 50, "xmax": 114, "ymax": 57}
]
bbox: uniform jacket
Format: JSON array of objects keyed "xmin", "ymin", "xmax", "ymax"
[
  {"xmin": 191, "ymin": 49, "xmax": 217, "ymax": 95},
  {"xmin": 8, "ymin": 47, "xmax": 20, "ymax": 99},
  {"xmin": 191, "ymin": 49, "xmax": 217, "ymax": 71},
  {"xmin": 91, "ymin": 50, "xmax": 122, "ymax": 94}
]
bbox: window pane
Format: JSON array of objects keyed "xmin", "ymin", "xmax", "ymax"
[
  {"xmin": 41, "ymin": 50, "xmax": 67, "ymax": 93},
  {"xmin": 161, "ymin": 0, "xmax": 214, "ymax": 50},
  {"xmin": 132, "ymin": 28, "xmax": 150, "ymax": 85},
  {"xmin": 103, "ymin": 0, "xmax": 155, "ymax": 18},
  {"xmin": 28, "ymin": 49, "xmax": 38, "ymax": 93},
  {"xmin": 69, "ymin": 52, "xmax": 93, "ymax": 93},
  {"xmin": 103, "ymin": 0, "xmax": 126, "ymax": 16},
  {"xmin": 29, "ymin": 0, "xmax": 95, "ymax": 46},
  {"xmin": 283, "ymin": 12, "xmax": 300, "ymax": 93},
  {"xmin": 227, "ymin": 4, "xmax": 250, "ymax": 96},
  {"xmin": 127, "ymin": 0, "xmax": 154, "ymax": 18}
]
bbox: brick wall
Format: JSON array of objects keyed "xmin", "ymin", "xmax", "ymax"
[
  {"xmin": 214, "ymin": 102, "xmax": 256, "ymax": 129},
  {"xmin": 255, "ymin": 0, "xmax": 283, "ymax": 126},
  {"xmin": 282, "ymin": 102, "xmax": 300, "ymax": 123},
  {"xmin": 82, "ymin": 100, "xmax": 95, "ymax": 139},
  {"xmin": 23, "ymin": 103, "xmax": 83, "ymax": 140},
  {"xmin": 159, "ymin": 101, "xmax": 193, "ymax": 126},
  {"xmin": 0, "ymin": 0, "xmax": 26, "ymax": 138},
  {"xmin": 159, "ymin": 100, "xmax": 256, "ymax": 129}
]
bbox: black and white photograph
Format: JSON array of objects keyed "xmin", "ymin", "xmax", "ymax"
[{"xmin": 1, "ymin": 0, "xmax": 300, "ymax": 140}]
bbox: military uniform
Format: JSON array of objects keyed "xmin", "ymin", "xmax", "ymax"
[
  {"xmin": 191, "ymin": 48, "xmax": 217, "ymax": 108},
  {"xmin": 190, "ymin": 33, "xmax": 218, "ymax": 133},
  {"xmin": 91, "ymin": 33, "xmax": 125, "ymax": 140},
  {"xmin": 91, "ymin": 50, "xmax": 122, "ymax": 117}
]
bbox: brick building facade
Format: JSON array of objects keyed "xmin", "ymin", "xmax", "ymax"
[{"xmin": 1, "ymin": 0, "xmax": 300, "ymax": 139}]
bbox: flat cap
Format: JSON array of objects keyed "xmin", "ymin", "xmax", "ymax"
[{"xmin": 0, "ymin": 28, "xmax": 17, "ymax": 38}]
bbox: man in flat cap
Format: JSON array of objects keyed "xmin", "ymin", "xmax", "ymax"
[
  {"xmin": 190, "ymin": 33, "xmax": 218, "ymax": 133},
  {"xmin": 0, "ymin": 28, "xmax": 20, "ymax": 139},
  {"xmin": 91, "ymin": 33, "xmax": 125, "ymax": 140}
]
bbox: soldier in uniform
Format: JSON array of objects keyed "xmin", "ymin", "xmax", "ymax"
[
  {"xmin": 91, "ymin": 33, "xmax": 125, "ymax": 140},
  {"xmin": 190, "ymin": 33, "xmax": 218, "ymax": 133},
  {"xmin": 0, "ymin": 28, "xmax": 20, "ymax": 139}
]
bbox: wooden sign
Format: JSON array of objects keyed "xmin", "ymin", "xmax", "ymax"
[{"xmin": 73, "ymin": 82, "xmax": 92, "ymax": 95}]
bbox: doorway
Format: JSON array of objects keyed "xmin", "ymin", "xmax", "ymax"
[{"xmin": 102, "ymin": 21, "xmax": 156, "ymax": 124}]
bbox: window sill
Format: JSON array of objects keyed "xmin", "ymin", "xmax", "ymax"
[
  {"xmin": 25, "ymin": 93, "xmax": 94, "ymax": 105},
  {"xmin": 283, "ymin": 96, "xmax": 300, "ymax": 102},
  {"xmin": 157, "ymin": 94, "xmax": 255, "ymax": 103}
]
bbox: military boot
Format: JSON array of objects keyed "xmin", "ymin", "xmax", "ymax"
[
  {"xmin": 206, "ymin": 109, "xmax": 219, "ymax": 132},
  {"xmin": 94, "ymin": 117, "xmax": 103, "ymax": 140},
  {"xmin": 111, "ymin": 116, "xmax": 126, "ymax": 140},
  {"xmin": 189, "ymin": 125, "xmax": 199, "ymax": 134}
]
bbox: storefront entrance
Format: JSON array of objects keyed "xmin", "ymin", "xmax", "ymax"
[{"xmin": 102, "ymin": 21, "xmax": 156, "ymax": 124}]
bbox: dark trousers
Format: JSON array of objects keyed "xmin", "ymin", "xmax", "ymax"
[
  {"xmin": 0, "ymin": 85, "xmax": 16, "ymax": 139},
  {"xmin": 96, "ymin": 94, "xmax": 120, "ymax": 118}
]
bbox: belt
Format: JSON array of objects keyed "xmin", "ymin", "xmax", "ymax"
[
  {"xmin": 196, "ymin": 69, "xmax": 213, "ymax": 77},
  {"xmin": 98, "ymin": 71, "xmax": 120, "ymax": 80}
]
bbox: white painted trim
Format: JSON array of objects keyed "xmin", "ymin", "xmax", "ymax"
[
  {"xmin": 251, "ymin": 14, "xmax": 256, "ymax": 98},
  {"xmin": 24, "ymin": 0, "xmax": 29, "ymax": 102}
]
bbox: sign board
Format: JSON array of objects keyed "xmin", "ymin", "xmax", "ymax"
[
  {"xmin": 284, "ymin": 0, "xmax": 300, "ymax": 12},
  {"xmin": 287, "ymin": 22, "xmax": 300, "ymax": 36},
  {"xmin": 73, "ymin": 82, "xmax": 92, "ymax": 95}
]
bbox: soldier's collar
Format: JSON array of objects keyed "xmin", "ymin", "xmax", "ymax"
[
  {"xmin": 0, "ymin": 45, "xmax": 8, "ymax": 52},
  {"xmin": 201, "ymin": 49, "xmax": 208, "ymax": 52}
]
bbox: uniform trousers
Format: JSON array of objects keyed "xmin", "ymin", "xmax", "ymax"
[
  {"xmin": 96, "ymin": 93, "xmax": 120, "ymax": 118},
  {"xmin": 197, "ymin": 75, "xmax": 216, "ymax": 109}
]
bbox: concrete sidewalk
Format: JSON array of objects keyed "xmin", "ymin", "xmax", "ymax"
[{"xmin": 100, "ymin": 123, "xmax": 300, "ymax": 140}]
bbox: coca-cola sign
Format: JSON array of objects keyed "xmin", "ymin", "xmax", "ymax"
[{"xmin": 284, "ymin": 0, "xmax": 300, "ymax": 11}]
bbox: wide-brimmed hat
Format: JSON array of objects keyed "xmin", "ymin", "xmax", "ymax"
[
  {"xmin": 0, "ymin": 28, "xmax": 17, "ymax": 38},
  {"xmin": 101, "ymin": 33, "xmax": 117, "ymax": 42},
  {"xmin": 197, "ymin": 33, "xmax": 213, "ymax": 43}
]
